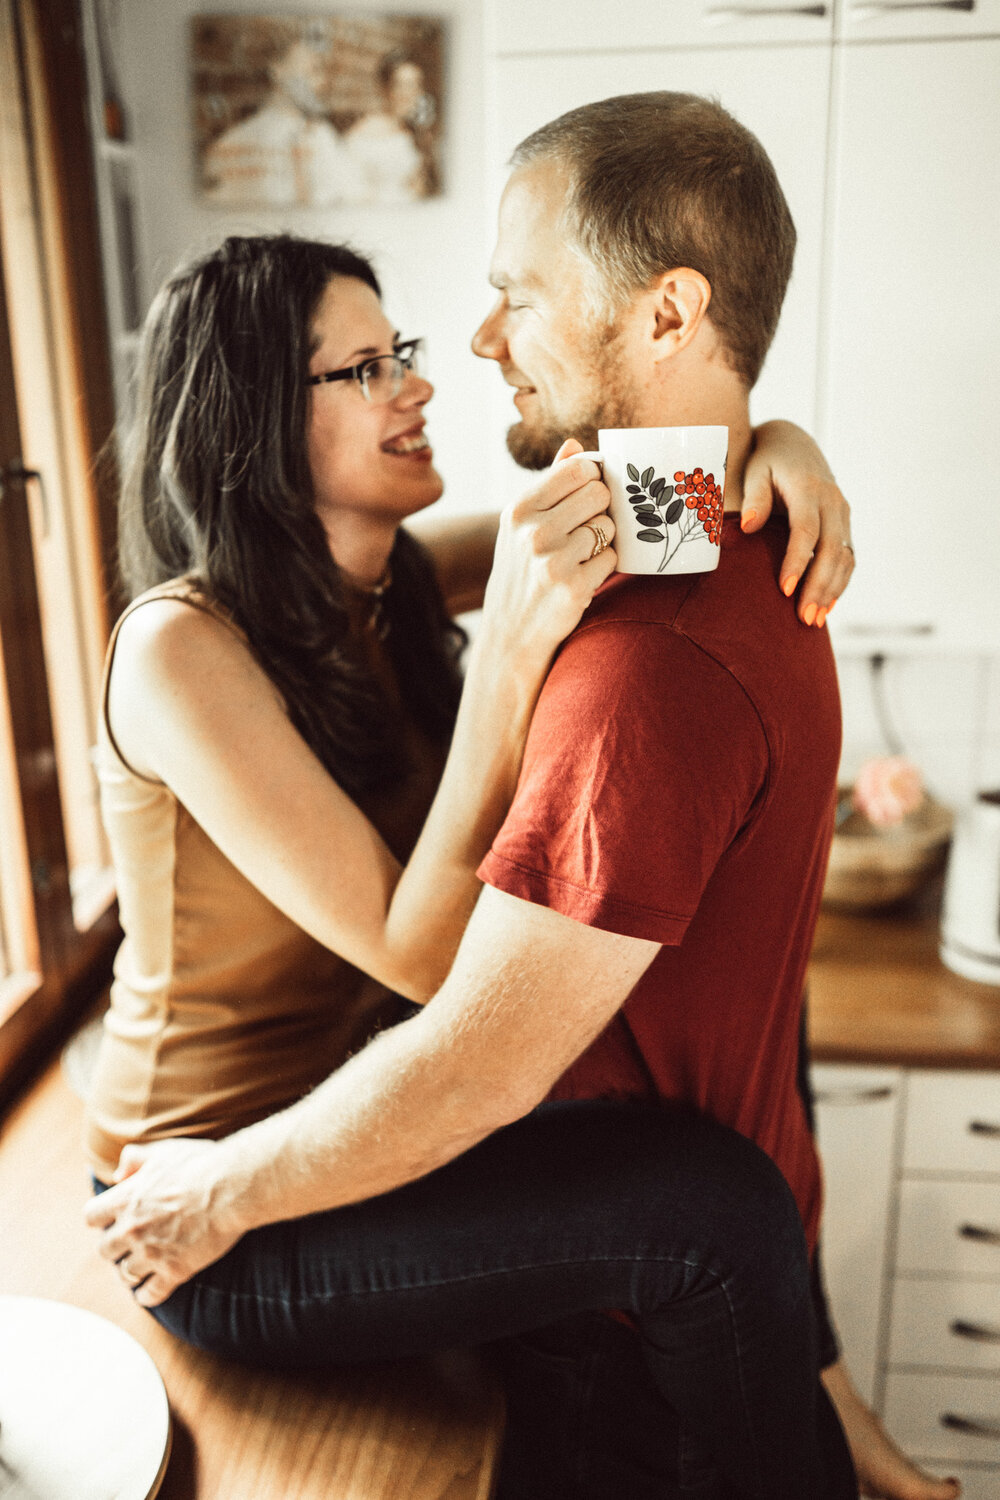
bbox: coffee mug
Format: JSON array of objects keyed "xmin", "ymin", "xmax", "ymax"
[{"xmin": 579, "ymin": 426, "xmax": 729, "ymax": 576}]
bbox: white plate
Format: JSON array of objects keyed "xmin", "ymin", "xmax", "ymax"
[{"xmin": 0, "ymin": 1295, "xmax": 171, "ymax": 1499}]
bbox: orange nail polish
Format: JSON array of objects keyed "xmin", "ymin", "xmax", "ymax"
[
  {"xmin": 803, "ymin": 602, "xmax": 818, "ymax": 627},
  {"xmin": 740, "ymin": 508, "xmax": 758, "ymax": 532},
  {"xmin": 826, "ymin": 598, "xmax": 836, "ymax": 614},
  {"xmin": 781, "ymin": 574, "xmax": 799, "ymax": 598},
  {"xmin": 815, "ymin": 607, "xmax": 828, "ymax": 629}
]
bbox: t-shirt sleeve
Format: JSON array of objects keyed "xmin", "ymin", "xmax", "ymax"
[{"xmin": 478, "ymin": 618, "xmax": 769, "ymax": 945}]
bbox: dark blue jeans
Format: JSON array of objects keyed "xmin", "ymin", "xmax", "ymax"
[{"xmin": 117, "ymin": 1101, "xmax": 855, "ymax": 1499}]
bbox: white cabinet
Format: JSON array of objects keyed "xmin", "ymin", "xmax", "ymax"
[
  {"xmin": 813, "ymin": 1065, "xmax": 903, "ymax": 1403},
  {"xmin": 819, "ymin": 38, "xmax": 1000, "ymax": 649},
  {"xmin": 837, "ymin": 0, "xmax": 1000, "ymax": 42},
  {"xmin": 485, "ymin": 6, "xmax": 1000, "ymax": 642},
  {"xmin": 490, "ymin": 0, "xmax": 834, "ymax": 53},
  {"xmin": 817, "ymin": 1064, "xmax": 1000, "ymax": 1485}
]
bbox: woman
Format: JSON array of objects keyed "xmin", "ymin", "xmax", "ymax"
[{"xmin": 84, "ymin": 233, "xmax": 866, "ymax": 1498}]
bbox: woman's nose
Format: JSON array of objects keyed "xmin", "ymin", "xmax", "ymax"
[{"xmin": 395, "ymin": 368, "xmax": 433, "ymax": 407}]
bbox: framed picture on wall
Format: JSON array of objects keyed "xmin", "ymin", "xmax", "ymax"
[{"xmin": 191, "ymin": 13, "xmax": 446, "ymax": 208}]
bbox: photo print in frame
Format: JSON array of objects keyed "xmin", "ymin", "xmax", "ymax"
[{"xmin": 191, "ymin": 13, "xmax": 445, "ymax": 208}]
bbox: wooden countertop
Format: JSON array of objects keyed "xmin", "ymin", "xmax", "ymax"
[{"xmin": 808, "ymin": 890, "xmax": 1000, "ymax": 1069}]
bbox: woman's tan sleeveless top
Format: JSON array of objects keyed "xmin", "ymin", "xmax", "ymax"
[{"xmin": 85, "ymin": 581, "xmax": 446, "ymax": 1180}]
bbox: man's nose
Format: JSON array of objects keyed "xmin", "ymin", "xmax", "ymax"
[{"xmin": 471, "ymin": 301, "xmax": 506, "ymax": 361}]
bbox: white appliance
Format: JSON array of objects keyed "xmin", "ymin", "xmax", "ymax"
[{"xmin": 940, "ymin": 791, "xmax": 1000, "ymax": 986}]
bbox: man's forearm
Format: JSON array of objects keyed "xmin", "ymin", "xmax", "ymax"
[
  {"xmin": 208, "ymin": 892, "xmax": 657, "ymax": 1239},
  {"xmin": 210, "ymin": 998, "xmax": 531, "ymax": 1236}
]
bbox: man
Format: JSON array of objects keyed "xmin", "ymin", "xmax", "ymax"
[{"xmin": 90, "ymin": 93, "xmax": 862, "ymax": 1497}]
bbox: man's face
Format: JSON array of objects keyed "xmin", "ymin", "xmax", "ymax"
[{"xmin": 471, "ymin": 161, "xmax": 634, "ymax": 469}]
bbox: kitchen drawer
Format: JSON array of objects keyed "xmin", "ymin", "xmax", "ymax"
[
  {"xmin": 897, "ymin": 1179, "xmax": 1000, "ymax": 1278},
  {"xmin": 904, "ymin": 1073, "xmax": 1000, "ymax": 1176},
  {"xmin": 837, "ymin": 0, "xmax": 1000, "ymax": 44},
  {"xmin": 488, "ymin": 0, "xmax": 834, "ymax": 54},
  {"xmin": 883, "ymin": 1371, "xmax": 1000, "ymax": 1464},
  {"xmin": 890, "ymin": 1278, "xmax": 1000, "ymax": 1371}
]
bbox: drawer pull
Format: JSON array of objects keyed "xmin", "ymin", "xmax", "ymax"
[
  {"xmin": 951, "ymin": 1319, "xmax": 1000, "ymax": 1343},
  {"xmin": 969, "ymin": 1121, "xmax": 1000, "ymax": 1138},
  {"xmin": 851, "ymin": 0, "xmax": 974, "ymax": 10},
  {"xmin": 704, "ymin": 4, "xmax": 828, "ymax": 18},
  {"xmin": 813, "ymin": 1086, "xmax": 895, "ymax": 1105},
  {"xmin": 959, "ymin": 1223, "xmax": 1000, "ymax": 1247},
  {"xmin": 940, "ymin": 1412, "xmax": 1000, "ymax": 1439}
]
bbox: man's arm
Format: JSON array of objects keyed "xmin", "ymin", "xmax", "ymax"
[{"xmin": 85, "ymin": 887, "xmax": 659, "ymax": 1306}]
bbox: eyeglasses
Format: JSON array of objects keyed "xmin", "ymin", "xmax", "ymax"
[{"xmin": 307, "ymin": 339, "xmax": 425, "ymax": 403}]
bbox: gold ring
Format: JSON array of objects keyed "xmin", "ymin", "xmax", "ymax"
[
  {"xmin": 584, "ymin": 523, "xmax": 609, "ymax": 559},
  {"xmin": 117, "ymin": 1256, "xmax": 143, "ymax": 1285},
  {"xmin": 843, "ymin": 541, "xmax": 855, "ymax": 554}
]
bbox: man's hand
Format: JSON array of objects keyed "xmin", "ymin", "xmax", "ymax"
[
  {"xmin": 743, "ymin": 420, "xmax": 854, "ymax": 627},
  {"xmin": 84, "ymin": 1137, "xmax": 245, "ymax": 1308}
]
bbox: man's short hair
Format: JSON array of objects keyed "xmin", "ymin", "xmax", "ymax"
[{"xmin": 511, "ymin": 92, "xmax": 796, "ymax": 390}]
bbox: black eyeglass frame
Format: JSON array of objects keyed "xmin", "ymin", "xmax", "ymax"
[{"xmin": 306, "ymin": 338, "xmax": 425, "ymax": 401}]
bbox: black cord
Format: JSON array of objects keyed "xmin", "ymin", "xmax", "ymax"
[{"xmin": 868, "ymin": 653, "xmax": 906, "ymax": 758}]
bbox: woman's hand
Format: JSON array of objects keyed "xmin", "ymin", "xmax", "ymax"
[
  {"xmin": 742, "ymin": 421, "xmax": 854, "ymax": 626},
  {"xmin": 84, "ymin": 1138, "xmax": 245, "ymax": 1308},
  {"xmin": 480, "ymin": 438, "xmax": 617, "ymax": 670}
]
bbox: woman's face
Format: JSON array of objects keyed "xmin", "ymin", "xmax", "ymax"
[{"xmin": 306, "ymin": 276, "xmax": 443, "ymax": 531}]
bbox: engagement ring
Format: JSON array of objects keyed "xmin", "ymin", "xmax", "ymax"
[{"xmin": 584, "ymin": 523, "xmax": 609, "ymax": 559}]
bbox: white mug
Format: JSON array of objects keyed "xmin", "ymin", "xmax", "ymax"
[{"xmin": 579, "ymin": 426, "xmax": 728, "ymax": 576}]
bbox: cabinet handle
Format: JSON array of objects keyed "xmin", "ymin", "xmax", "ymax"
[
  {"xmin": 940, "ymin": 1412, "xmax": 1000, "ymax": 1439},
  {"xmin": 849, "ymin": 0, "xmax": 974, "ymax": 12},
  {"xmin": 959, "ymin": 1223, "xmax": 1000, "ymax": 1247},
  {"xmin": 969, "ymin": 1120, "xmax": 1000, "ymax": 1138},
  {"xmin": 704, "ymin": 5, "xmax": 828, "ymax": 19},
  {"xmin": 812, "ymin": 1086, "xmax": 895, "ymax": 1105},
  {"xmin": 951, "ymin": 1319, "xmax": 1000, "ymax": 1343}
]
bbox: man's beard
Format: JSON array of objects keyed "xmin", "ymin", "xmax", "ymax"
[{"xmin": 504, "ymin": 335, "xmax": 632, "ymax": 471}]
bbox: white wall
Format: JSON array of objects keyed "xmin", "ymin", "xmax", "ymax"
[{"xmin": 117, "ymin": 0, "xmax": 500, "ymax": 519}]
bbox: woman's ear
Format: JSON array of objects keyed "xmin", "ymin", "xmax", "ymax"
[{"xmin": 650, "ymin": 268, "xmax": 713, "ymax": 362}]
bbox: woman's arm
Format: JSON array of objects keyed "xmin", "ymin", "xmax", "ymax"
[
  {"xmin": 404, "ymin": 510, "xmax": 500, "ymax": 615},
  {"xmin": 742, "ymin": 420, "xmax": 854, "ymax": 624},
  {"xmin": 109, "ymin": 448, "xmax": 614, "ymax": 1004}
]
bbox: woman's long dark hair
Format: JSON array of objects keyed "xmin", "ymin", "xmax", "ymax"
[{"xmin": 119, "ymin": 234, "xmax": 466, "ymax": 800}]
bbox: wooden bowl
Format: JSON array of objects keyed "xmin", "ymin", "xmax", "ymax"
[{"xmin": 822, "ymin": 793, "xmax": 954, "ymax": 911}]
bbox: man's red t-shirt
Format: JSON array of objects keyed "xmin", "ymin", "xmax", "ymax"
[{"xmin": 478, "ymin": 514, "xmax": 841, "ymax": 1249}]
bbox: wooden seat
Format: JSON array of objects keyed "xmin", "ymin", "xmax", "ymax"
[{"xmin": 0, "ymin": 1054, "xmax": 504, "ymax": 1499}]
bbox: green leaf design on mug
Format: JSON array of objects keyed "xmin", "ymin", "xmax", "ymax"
[
  {"xmin": 626, "ymin": 463, "xmax": 640, "ymax": 482},
  {"xmin": 640, "ymin": 466, "xmax": 654, "ymax": 488}
]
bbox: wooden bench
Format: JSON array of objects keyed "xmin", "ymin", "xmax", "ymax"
[{"xmin": 0, "ymin": 1053, "xmax": 504, "ymax": 1499}]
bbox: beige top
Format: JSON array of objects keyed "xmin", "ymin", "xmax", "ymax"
[{"xmin": 85, "ymin": 581, "xmax": 446, "ymax": 1180}]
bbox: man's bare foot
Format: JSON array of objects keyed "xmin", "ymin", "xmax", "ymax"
[{"xmin": 822, "ymin": 1359, "xmax": 961, "ymax": 1500}]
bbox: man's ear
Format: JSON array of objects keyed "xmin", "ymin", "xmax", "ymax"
[{"xmin": 649, "ymin": 268, "xmax": 713, "ymax": 362}]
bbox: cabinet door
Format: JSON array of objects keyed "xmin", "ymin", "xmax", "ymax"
[
  {"xmin": 821, "ymin": 40, "xmax": 1000, "ymax": 649},
  {"xmin": 838, "ymin": 0, "xmax": 1000, "ymax": 43},
  {"xmin": 488, "ymin": 47, "xmax": 831, "ymax": 503},
  {"xmin": 489, "ymin": 0, "xmax": 833, "ymax": 54},
  {"xmin": 813, "ymin": 1065, "xmax": 903, "ymax": 1404}
]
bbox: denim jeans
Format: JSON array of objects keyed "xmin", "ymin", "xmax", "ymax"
[{"xmin": 118, "ymin": 1101, "xmax": 855, "ymax": 1500}]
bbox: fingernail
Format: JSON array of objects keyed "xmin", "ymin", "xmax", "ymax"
[
  {"xmin": 781, "ymin": 574, "xmax": 799, "ymax": 598},
  {"xmin": 803, "ymin": 602, "xmax": 818, "ymax": 627},
  {"xmin": 740, "ymin": 509, "xmax": 758, "ymax": 532},
  {"xmin": 815, "ymin": 607, "xmax": 828, "ymax": 629},
  {"xmin": 826, "ymin": 598, "xmax": 836, "ymax": 614}
]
